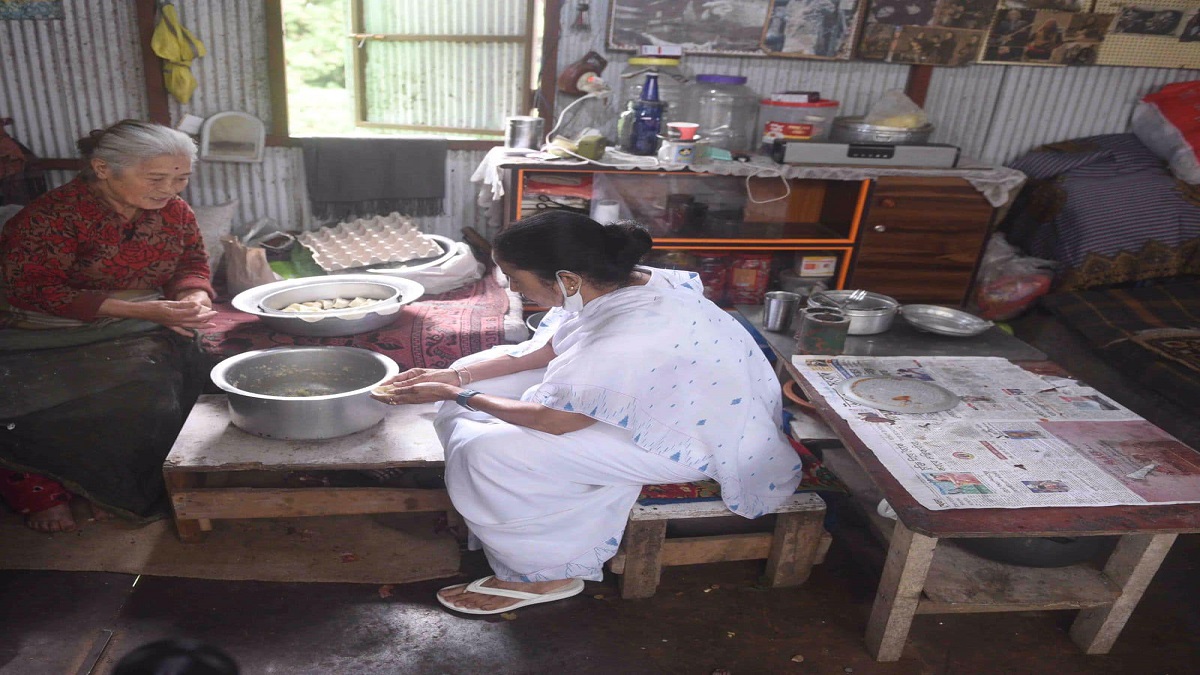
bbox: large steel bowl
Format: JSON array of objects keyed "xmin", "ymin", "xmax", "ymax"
[
  {"xmin": 210, "ymin": 346, "xmax": 399, "ymax": 440},
  {"xmin": 830, "ymin": 116, "xmax": 934, "ymax": 145},
  {"xmin": 231, "ymin": 274, "xmax": 424, "ymax": 337},
  {"xmin": 258, "ymin": 280, "xmax": 400, "ymax": 316},
  {"xmin": 808, "ymin": 290, "xmax": 899, "ymax": 335}
]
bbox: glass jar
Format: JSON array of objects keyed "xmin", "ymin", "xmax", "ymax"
[
  {"xmin": 688, "ymin": 74, "xmax": 759, "ymax": 154},
  {"xmin": 617, "ymin": 57, "xmax": 691, "ymax": 149}
]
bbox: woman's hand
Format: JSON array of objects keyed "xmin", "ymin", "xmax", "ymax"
[
  {"xmin": 133, "ymin": 299, "xmax": 218, "ymax": 336},
  {"xmin": 371, "ymin": 382, "xmax": 458, "ymax": 406},
  {"xmin": 175, "ymin": 289, "xmax": 213, "ymax": 309},
  {"xmin": 380, "ymin": 368, "xmax": 461, "ymax": 388}
]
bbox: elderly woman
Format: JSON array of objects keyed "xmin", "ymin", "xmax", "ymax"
[
  {"xmin": 372, "ymin": 211, "xmax": 800, "ymax": 614},
  {"xmin": 0, "ymin": 120, "xmax": 215, "ymax": 532}
]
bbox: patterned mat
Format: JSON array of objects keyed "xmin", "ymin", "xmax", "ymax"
[
  {"xmin": 200, "ymin": 275, "xmax": 512, "ymax": 369},
  {"xmin": 637, "ymin": 437, "xmax": 846, "ymax": 506}
]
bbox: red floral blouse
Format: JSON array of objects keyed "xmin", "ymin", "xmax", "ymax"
[{"xmin": 0, "ymin": 177, "xmax": 214, "ymax": 321}]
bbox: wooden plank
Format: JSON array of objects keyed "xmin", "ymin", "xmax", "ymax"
[
  {"xmin": 164, "ymin": 472, "xmax": 205, "ymax": 543},
  {"xmin": 659, "ymin": 533, "xmax": 772, "ymax": 566},
  {"xmin": 920, "ymin": 541, "xmax": 1120, "ymax": 611},
  {"xmin": 865, "ymin": 520, "xmax": 938, "ymax": 662},
  {"xmin": 134, "ymin": 0, "xmax": 170, "ymax": 125},
  {"xmin": 164, "ymin": 396, "xmax": 445, "ymax": 471},
  {"xmin": 765, "ymin": 508, "xmax": 825, "ymax": 586},
  {"xmin": 171, "ymin": 487, "xmax": 452, "ymax": 519},
  {"xmin": 263, "ymin": 0, "xmax": 289, "ymax": 138},
  {"xmin": 618, "ymin": 520, "xmax": 667, "ymax": 599},
  {"xmin": 1070, "ymin": 533, "xmax": 1178, "ymax": 654},
  {"xmin": 630, "ymin": 492, "xmax": 824, "ymax": 521}
]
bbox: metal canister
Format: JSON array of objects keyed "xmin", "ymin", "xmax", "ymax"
[{"xmin": 505, "ymin": 116, "xmax": 545, "ymax": 150}]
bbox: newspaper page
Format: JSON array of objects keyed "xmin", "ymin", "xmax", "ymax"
[{"xmin": 793, "ymin": 356, "xmax": 1200, "ymax": 510}]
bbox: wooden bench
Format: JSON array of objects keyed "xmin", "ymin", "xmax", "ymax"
[
  {"xmin": 164, "ymin": 395, "xmax": 458, "ymax": 544},
  {"xmin": 608, "ymin": 492, "xmax": 831, "ymax": 599}
]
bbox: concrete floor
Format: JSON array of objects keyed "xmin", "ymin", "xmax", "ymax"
[{"xmin": 2, "ymin": 309, "xmax": 1199, "ymax": 674}]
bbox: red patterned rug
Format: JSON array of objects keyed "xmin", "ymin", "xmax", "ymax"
[
  {"xmin": 637, "ymin": 438, "xmax": 846, "ymax": 505},
  {"xmin": 200, "ymin": 275, "xmax": 512, "ymax": 369}
]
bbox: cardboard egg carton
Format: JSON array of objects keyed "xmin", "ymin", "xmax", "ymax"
[{"xmin": 297, "ymin": 213, "xmax": 443, "ymax": 272}]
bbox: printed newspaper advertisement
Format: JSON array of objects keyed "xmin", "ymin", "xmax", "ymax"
[{"xmin": 793, "ymin": 356, "xmax": 1200, "ymax": 510}]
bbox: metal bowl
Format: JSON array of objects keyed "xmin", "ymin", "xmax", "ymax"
[
  {"xmin": 231, "ymin": 274, "xmax": 425, "ymax": 337},
  {"xmin": 830, "ymin": 116, "xmax": 934, "ymax": 145},
  {"xmin": 808, "ymin": 290, "xmax": 899, "ymax": 335},
  {"xmin": 525, "ymin": 310, "xmax": 547, "ymax": 333},
  {"xmin": 900, "ymin": 304, "xmax": 994, "ymax": 337},
  {"xmin": 210, "ymin": 346, "xmax": 399, "ymax": 440},
  {"xmin": 258, "ymin": 280, "xmax": 400, "ymax": 316}
]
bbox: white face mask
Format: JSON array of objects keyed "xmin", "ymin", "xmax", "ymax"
[{"xmin": 556, "ymin": 270, "xmax": 584, "ymax": 312}]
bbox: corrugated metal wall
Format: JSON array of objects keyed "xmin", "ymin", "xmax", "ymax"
[
  {"xmin": 0, "ymin": 0, "xmax": 146, "ymax": 158},
  {"xmin": 561, "ymin": 0, "xmax": 1200, "ymax": 164},
  {"xmin": 9, "ymin": 1, "xmax": 1200, "ymax": 240}
]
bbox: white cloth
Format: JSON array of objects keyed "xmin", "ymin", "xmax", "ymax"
[
  {"xmin": 435, "ymin": 266, "xmax": 801, "ymax": 581},
  {"xmin": 435, "ymin": 366, "xmax": 707, "ymax": 582},
  {"xmin": 469, "ymin": 146, "xmax": 541, "ymax": 205}
]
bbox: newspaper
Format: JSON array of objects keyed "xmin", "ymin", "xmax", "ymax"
[{"xmin": 793, "ymin": 356, "xmax": 1200, "ymax": 510}]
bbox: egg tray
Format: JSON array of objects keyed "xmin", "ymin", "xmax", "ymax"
[{"xmin": 297, "ymin": 213, "xmax": 443, "ymax": 272}]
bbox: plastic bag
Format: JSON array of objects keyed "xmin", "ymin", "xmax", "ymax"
[
  {"xmin": 973, "ymin": 234, "xmax": 1056, "ymax": 321},
  {"xmin": 221, "ymin": 235, "xmax": 280, "ymax": 296},
  {"xmin": 1131, "ymin": 81, "xmax": 1200, "ymax": 184},
  {"xmin": 863, "ymin": 90, "xmax": 928, "ymax": 129}
]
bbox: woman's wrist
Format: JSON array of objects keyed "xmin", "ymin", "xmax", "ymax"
[{"xmin": 450, "ymin": 366, "xmax": 473, "ymax": 386}]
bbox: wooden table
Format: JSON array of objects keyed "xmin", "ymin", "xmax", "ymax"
[
  {"xmin": 164, "ymin": 395, "xmax": 457, "ymax": 544},
  {"xmin": 739, "ymin": 306, "xmax": 1200, "ymax": 661}
]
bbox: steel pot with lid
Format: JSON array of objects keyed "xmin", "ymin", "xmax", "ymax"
[
  {"xmin": 210, "ymin": 346, "xmax": 399, "ymax": 440},
  {"xmin": 807, "ymin": 290, "xmax": 899, "ymax": 335}
]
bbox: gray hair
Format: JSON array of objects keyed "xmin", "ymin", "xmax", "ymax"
[{"xmin": 77, "ymin": 119, "xmax": 197, "ymax": 180}]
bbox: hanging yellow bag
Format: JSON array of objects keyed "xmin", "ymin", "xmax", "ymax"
[{"xmin": 151, "ymin": 3, "xmax": 207, "ymax": 104}]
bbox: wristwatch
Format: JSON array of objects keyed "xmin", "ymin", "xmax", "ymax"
[{"xmin": 456, "ymin": 389, "xmax": 483, "ymax": 411}]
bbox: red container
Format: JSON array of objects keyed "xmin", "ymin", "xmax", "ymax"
[{"xmin": 727, "ymin": 253, "xmax": 772, "ymax": 304}]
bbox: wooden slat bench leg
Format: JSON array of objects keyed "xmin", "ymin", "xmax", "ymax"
[
  {"xmin": 164, "ymin": 472, "xmax": 206, "ymax": 543},
  {"xmin": 865, "ymin": 520, "xmax": 938, "ymax": 662},
  {"xmin": 1069, "ymin": 533, "xmax": 1177, "ymax": 655},
  {"xmin": 618, "ymin": 519, "xmax": 667, "ymax": 600},
  {"xmin": 765, "ymin": 508, "xmax": 825, "ymax": 587}
]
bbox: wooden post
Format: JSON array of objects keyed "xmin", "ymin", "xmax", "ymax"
[
  {"xmin": 865, "ymin": 520, "xmax": 938, "ymax": 662},
  {"xmin": 617, "ymin": 519, "xmax": 668, "ymax": 600},
  {"xmin": 134, "ymin": 0, "xmax": 170, "ymax": 125},
  {"xmin": 164, "ymin": 472, "xmax": 206, "ymax": 543},
  {"xmin": 765, "ymin": 508, "xmax": 824, "ymax": 586},
  {"xmin": 1069, "ymin": 533, "xmax": 1177, "ymax": 654}
]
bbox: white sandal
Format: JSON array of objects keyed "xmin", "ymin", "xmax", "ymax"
[{"xmin": 436, "ymin": 575, "xmax": 585, "ymax": 615}]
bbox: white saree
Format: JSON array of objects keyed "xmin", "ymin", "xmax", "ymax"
[{"xmin": 434, "ymin": 268, "xmax": 801, "ymax": 582}]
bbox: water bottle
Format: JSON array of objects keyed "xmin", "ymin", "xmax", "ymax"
[{"xmin": 628, "ymin": 73, "xmax": 664, "ymax": 156}]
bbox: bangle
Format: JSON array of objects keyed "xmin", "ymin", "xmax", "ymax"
[{"xmin": 451, "ymin": 367, "xmax": 472, "ymax": 386}]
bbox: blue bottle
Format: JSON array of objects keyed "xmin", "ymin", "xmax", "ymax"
[{"xmin": 629, "ymin": 73, "xmax": 664, "ymax": 156}]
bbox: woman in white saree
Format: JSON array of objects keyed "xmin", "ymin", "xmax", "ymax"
[{"xmin": 372, "ymin": 211, "xmax": 801, "ymax": 614}]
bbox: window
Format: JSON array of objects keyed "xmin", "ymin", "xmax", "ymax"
[{"xmin": 278, "ymin": 0, "xmax": 546, "ymax": 140}]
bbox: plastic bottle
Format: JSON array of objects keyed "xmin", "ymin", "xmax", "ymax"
[
  {"xmin": 627, "ymin": 73, "xmax": 664, "ymax": 156},
  {"xmin": 616, "ymin": 57, "xmax": 690, "ymax": 149},
  {"xmin": 689, "ymin": 75, "xmax": 759, "ymax": 154}
]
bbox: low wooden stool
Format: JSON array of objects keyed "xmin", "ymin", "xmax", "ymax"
[{"xmin": 609, "ymin": 492, "xmax": 830, "ymax": 599}]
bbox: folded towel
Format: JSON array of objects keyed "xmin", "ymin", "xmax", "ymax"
[{"xmin": 301, "ymin": 137, "xmax": 448, "ymax": 220}]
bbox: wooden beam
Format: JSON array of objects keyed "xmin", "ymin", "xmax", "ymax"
[
  {"xmin": 348, "ymin": 33, "xmax": 526, "ymax": 43},
  {"xmin": 903, "ymin": 65, "xmax": 934, "ymax": 109},
  {"xmin": 537, "ymin": 0, "xmax": 560, "ymax": 123},
  {"xmin": 659, "ymin": 533, "xmax": 773, "ymax": 566},
  {"xmin": 264, "ymin": 0, "xmax": 290, "ymax": 138},
  {"xmin": 170, "ymin": 486, "xmax": 453, "ymax": 519},
  {"xmin": 134, "ymin": 0, "xmax": 170, "ymax": 125}
]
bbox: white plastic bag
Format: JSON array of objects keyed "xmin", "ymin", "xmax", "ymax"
[
  {"xmin": 370, "ymin": 242, "xmax": 483, "ymax": 295},
  {"xmin": 863, "ymin": 90, "xmax": 928, "ymax": 129}
]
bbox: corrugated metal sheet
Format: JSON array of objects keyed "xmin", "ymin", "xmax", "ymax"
[
  {"xmin": 977, "ymin": 66, "xmax": 1200, "ymax": 164},
  {"xmin": 922, "ymin": 64, "xmax": 1007, "ymax": 161},
  {"xmin": 168, "ymin": 1, "xmax": 273, "ymax": 123},
  {"xmin": 0, "ymin": 0, "xmax": 146, "ymax": 158},
  {"xmin": 361, "ymin": 0, "xmax": 530, "ymax": 131}
]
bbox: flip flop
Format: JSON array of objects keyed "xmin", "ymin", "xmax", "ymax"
[{"xmin": 436, "ymin": 575, "xmax": 586, "ymax": 615}]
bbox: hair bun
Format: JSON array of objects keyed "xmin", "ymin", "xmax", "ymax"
[{"xmin": 603, "ymin": 220, "xmax": 653, "ymax": 269}]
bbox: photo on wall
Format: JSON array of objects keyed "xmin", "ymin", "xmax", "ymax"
[
  {"xmin": 982, "ymin": 7, "xmax": 1038, "ymax": 61},
  {"xmin": 1053, "ymin": 12, "xmax": 1114, "ymax": 63},
  {"xmin": 857, "ymin": 21, "xmax": 900, "ymax": 58},
  {"xmin": 1111, "ymin": 6, "xmax": 1186, "ymax": 36},
  {"xmin": 891, "ymin": 24, "xmax": 986, "ymax": 64},
  {"xmin": 1023, "ymin": 10, "xmax": 1074, "ymax": 62},
  {"xmin": 1181, "ymin": 9, "xmax": 1200, "ymax": 42},
  {"xmin": 608, "ymin": 0, "xmax": 773, "ymax": 55},
  {"xmin": 933, "ymin": 0, "xmax": 1001, "ymax": 30},
  {"xmin": 761, "ymin": 0, "xmax": 864, "ymax": 60},
  {"xmin": 1001, "ymin": 0, "xmax": 1087, "ymax": 10},
  {"xmin": 870, "ymin": 0, "xmax": 938, "ymax": 25}
]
